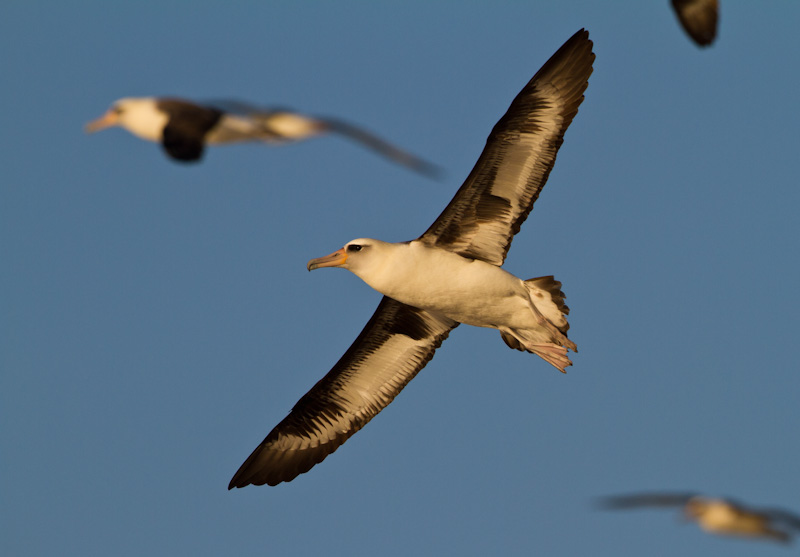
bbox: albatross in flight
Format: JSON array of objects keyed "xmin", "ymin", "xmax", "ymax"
[
  {"xmin": 85, "ymin": 98, "xmax": 439, "ymax": 176},
  {"xmin": 598, "ymin": 492, "xmax": 800, "ymax": 544},
  {"xmin": 229, "ymin": 29, "xmax": 594, "ymax": 488}
]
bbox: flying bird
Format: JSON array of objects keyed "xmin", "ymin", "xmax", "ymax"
[
  {"xmin": 671, "ymin": 0, "xmax": 719, "ymax": 47},
  {"xmin": 85, "ymin": 97, "xmax": 440, "ymax": 176},
  {"xmin": 228, "ymin": 29, "xmax": 594, "ymax": 489},
  {"xmin": 598, "ymin": 492, "xmax": 800, "ymax": 544}
]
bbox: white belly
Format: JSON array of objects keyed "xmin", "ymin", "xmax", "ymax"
[{"xmin": 361, "ymin": 242, "xmax": 532, "ymax": 329}]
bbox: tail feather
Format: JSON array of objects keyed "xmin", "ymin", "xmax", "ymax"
[
  {"xmin": 499, "ymin": 275, "xmax": 577, "ymax": 373},
  {"xmin": 524, "ymin": 276, "xmax": 570, "ymax": 333},
  {"xmin": 499, "ymin": 334, "xmax": 574, "ymax": 373},
  {"xmin": 527, "ymin": 276, "xmax": 569, "ymax": 314},
  {"xmin": 500, "ymin": 332, "xmax": 573, "ymax": 373},
  {"xmin": 530, "ymin": 343, "xmax": 573, "ymax": 373}
]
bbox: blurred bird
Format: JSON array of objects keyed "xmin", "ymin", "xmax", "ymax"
[
  {"xmin": 598, "ymin": 492, "xmax": 800, "ymax": 544},
  {"xmin": 85, "ymin": 97, "xmax": 440, "ymax": 176},
  {"xmin": 228, "ymin": 29, "xmax": 592, "ymax": 489},
  {"xmin": 671, "ymin": 0, "xmax": 719, "ymax": 47}
]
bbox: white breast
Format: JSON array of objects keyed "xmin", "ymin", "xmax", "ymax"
[
  {"xmin": 357, "ymin": 241, "xmax": 529, "ymax": 328},
  {"xmin": 117, "ymin": 98, "xmax": 169, "ymax": 142}
]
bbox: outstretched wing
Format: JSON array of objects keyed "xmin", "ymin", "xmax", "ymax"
[
  {"xmin": 597, "ymin": 492, "xmax": 698, "ymax": 510},
  {"xmin": 419, "ymin": 29, "xmax": 594, "ymax": 266},
  {"xmin": 207, "ymin": 100, "xmax": 441, "ymax": 177},
  {"xmin": 762, "ymin": 509, "xmax": 800, "ymax": 531},
  {"xmin": 318, "ymin": 117, "xmax": 442, "ymax": 178},
  {"xmin": 229, "ymin": 298, "xmax": 457, "ymax": 488}
]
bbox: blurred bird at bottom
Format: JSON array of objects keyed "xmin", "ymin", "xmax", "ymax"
[{"xmin": 597, "ymin": 492, "xmax": 800, "ymax": 544}]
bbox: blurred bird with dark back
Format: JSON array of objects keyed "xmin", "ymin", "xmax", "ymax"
[{"xmin": 85, "ymin": 97, "xmax": 440, "ymax": 177}]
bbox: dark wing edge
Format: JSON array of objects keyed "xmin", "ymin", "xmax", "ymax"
[
  {"xmin": 671, "ymin": 0, "xmax": 719, "ymax": 47},
  {"xmin": 760, "ymin": 509, "xmax": 800, "ymax": 531},
  {"xmin": 228, "ymin": 297, "xmax": 458, "ymax": 488},
  {"xmin": 319, "ymin": 117, "xmax": 443, "ymax": 179},
  {"xmin": 418, "ymin": 29, "xmax": 594, "ymax": 266},
  {"xmin": 595, "ymin": 492, "xmax": 698, "ymax": 510}
]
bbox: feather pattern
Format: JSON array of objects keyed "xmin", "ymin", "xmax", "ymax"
[
  {"xmin": 228, "ymin": 298, "xmax": 457, "ymax": 487},
  {"xmin": 420, "ymin": 29, "xmax": 594, "ymax": 265},
  {"xmin": 229, "ymin": 29, "xmax": 594, "ymax": 488}
]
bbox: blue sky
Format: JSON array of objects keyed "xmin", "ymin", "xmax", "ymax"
[{"xmin": 2, "ymin": 2, "xmax": 799, "ymax": 555}]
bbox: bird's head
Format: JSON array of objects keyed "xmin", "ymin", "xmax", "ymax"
[
  {"xmin": 307, "ymin": 238, "xmax": 389, "ymax": 278},
  {"xmin": 85, "ymin": 97, "xmax": 165, "ymax": 141}
]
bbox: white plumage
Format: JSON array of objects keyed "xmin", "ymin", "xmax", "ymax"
[{"xmin": 308, "ymin": 239, "xmax": 575, "ymax": 370}]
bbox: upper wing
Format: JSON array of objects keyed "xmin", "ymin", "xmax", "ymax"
[
  {"xmin": 671, "ymin": 0, "xmax": 719, "ymax": 47},
  {"xmin": 229, "ymin": 298, "xmax": 457, "ymax": 488},
  {"xmin": 317, "ymin": 117, "xmax": 442, "ymax": 179},
  {"xmin": 596, "ymin": 492, "xmax": 698, "ymax": 510},
  {"xmin": 418, "ymin": 29, "xmax": 594, "ymax": 266},
  {"xmin": 208, "ymin": 100, "xmax": 442, "ymax": 177}
]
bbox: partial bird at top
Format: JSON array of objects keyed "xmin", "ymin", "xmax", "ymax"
[
  {"xmin": 671, "ymin": 0, "xmax": 719, "ymax": 47},
  {"xmin": 85, "ymin": 97, "xmax": 441, "ymax": 177},
  {"xmin": 598, "ymin": 491, "xmax": 800, "ymax": 544},
  {"xmin": 228, "ymin": 29, "xmax": 593, "ymax": 489}
]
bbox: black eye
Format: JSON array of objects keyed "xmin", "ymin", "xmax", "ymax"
[{"xmin": 347, "ymin": 244, "xmax": 363, "ymax": 252}]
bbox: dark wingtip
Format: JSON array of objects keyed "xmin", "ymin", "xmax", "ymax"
[
  {"xmin": 227, "ymin": 474, "xmax": 245, "ymax": 490},
  {"xmin": 412, "ymin": 160, "xmax": 445, "ymax": 181},
  {"xmin": 227, "ymin": 462, "xmax": 262, "ymax": 490},
  {"xmin": 321, "ymin": 117, "xmax": 444, "ymax": 180},
  {"xmin": 227, "ymin": 470, "xmax": 245, "ymax": 490}
]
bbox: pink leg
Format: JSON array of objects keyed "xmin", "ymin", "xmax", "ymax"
[{"xmin": 530, "ymin": 343, "xmax": 572, "ymax": 373}]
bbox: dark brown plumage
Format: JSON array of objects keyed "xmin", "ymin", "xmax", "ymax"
[{"xmin": 671, "ymin": 0, "xmax": 719, "ymax": 47}]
